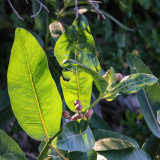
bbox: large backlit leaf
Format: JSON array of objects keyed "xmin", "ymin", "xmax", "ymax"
[
  {"xmin": 93, "ymin": 129, "xmax": 139, "ymax": 151},
  {"xmin": 54, "ymin": 15, "xmax": 100, "ymax": 112},
  {"xmin": 127, "ymin": 53, "xmax": 160, "ymax": 138},
  {"xmin": 54, "ymin": 120, "xmax": 95, "ymax": 152},
  {"xmin": 0, "ymin": 130, "xmax": 27, "ymax": 160},
  {"xmin": 8, "ymin": 28, "xmax": 62, "ymax": 141}
]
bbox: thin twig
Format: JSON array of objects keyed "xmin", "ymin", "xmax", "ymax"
[
  {"xmin": 31, "ymin": 0, "xmax": 49, "ymax": 18},
  {"xmin": 7, "ymin": 0, "xmax": 24, "ymax": 20},
  {"xmin": 86, "ymin": 0, "xmax": 106, "ymax": 19},
  {"xmin": 74, "ymin": 0, "xmax": 78, "ymax": 18}
]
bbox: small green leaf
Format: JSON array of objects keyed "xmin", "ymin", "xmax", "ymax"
[
  {"xmin": 54, "ymin": 120, "xmax": 95, "ymax": 152},
  {"xmin": 105, "ymin": 73, "xmax": 157, "ymax": 100},
  {"xmin": 8, "ymin": 28, "xmax": 62, "ymax": 141},
  {"xmin": 108, "ymin": 67, "xmax": 115, "ymax": 89},
  {"xmin": 142, "ymin": 134, "xmax": 160, "ymax": 159},
  {"xmin": 127, "ymin": 53, "xmax": 160, "ymax": 138},
  {"xmin": 0, "ymin": 130, "xmax": 27, "ymax": 160}
]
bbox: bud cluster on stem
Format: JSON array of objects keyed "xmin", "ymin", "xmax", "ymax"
[{"xmin": 62, "ymin": 100, "xmax": 94, "ymax": 122}]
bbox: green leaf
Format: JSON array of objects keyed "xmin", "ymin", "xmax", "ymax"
[
  {"xmin": 0, "ymin": 153, "xmax": 27, "ymax": 160},
  {"xmin": 105, "ymin": 73, "xmax": 157, "ymax": 100},
  {"xmin": 108, "ymin": 67, "xmax": 115, "ymax": 89},
  {"xmin": 54, "ymin": 15, "xmax": 100, "ymax": 112},
  {"xmin": 0, "ymin": 130, "xmax": 27, "ymax": 160},
  {"xmin": 127, "ymin": 53, "xmax": 160, "ymax": 138},
  {"xmin": 90, "ymin": 113, "xmax": 110, "ymax": 130},
  {"xmin": 8, "ymin": 28, "xmax": 62, "ymax": 141},
  {"xmin": 0, "ymin": 90, "xmax": 13, "ymax": 128},
  {"xmin": 97, "ymin": 148, "xmax": 151, "ymax": 160},
  {"xmin": 63, "ymin": 59, "xmax": 108, "ymax": 95},
  {"xmin": 142, "ymin": 134, "xmax": 160, "ymax": 159},
  {"xmin": 93, "ymin": 129, "xmax": 139, "ymax": 151},
  {"xmin": 54, "ymin": 120, "xmax": 95, "ymax": 152}
]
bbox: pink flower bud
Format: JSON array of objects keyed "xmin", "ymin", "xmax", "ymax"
[
  {"xmin": 72, "ymin": 115, "xmax": 78, "ymax": 121},
  {"xmin": 77, "ymin": 112, "xmax": 83, "ymax": 119},
  {"xmin": 74, "ymin": 100, "xmax": 81, "ymax": 106},
  {"xmin": 76, "ymin": 104, "xmax": 83, "ymax": 111},
  {"xmin": 115, "ymin": 73, "xmax": 123, "ymax": 81},
  {"xmin": 62, "ymin": 110, "xmax": 69, "ymax": 117},
  {"xmin": 84, "ymin": 109, "xmax": 93, "ymax": 119}
]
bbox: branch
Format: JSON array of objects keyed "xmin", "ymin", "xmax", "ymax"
[
  {"xmin": 31, "ymin": 0, "xmax": 49, "ymax": 18},
  {"xmin": 74, "ymin": 0, "xmax": 78, "ymax": 18},
  {"xmin": 86, "ymin": 0, "xmax": 106, "ymax": 20},
  {"xmin": 7, "ymin": 0, "xmax": 24, "ymax": 20}
]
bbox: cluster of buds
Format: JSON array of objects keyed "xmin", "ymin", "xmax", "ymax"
[
  {"xmin": 103, "ymin": 69, "xmax": 123, "ymax": 82},
  {"xmin": 62, "ymin": 100, "xmax": 94, "ymax": 122}
]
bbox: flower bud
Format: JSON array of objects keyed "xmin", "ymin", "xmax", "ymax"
[
  {"xmin": 62, "ymin": 110, "xmax": 69, "ymax": 117},
  {"xmin": 74, "ymin": 100, "xmax": 81, "ymax": 106},
  {"xmin": 115, "ymin": 73, "xmax": 123, "ymax": 81},
  {"xmin": 76, "ymin": 104, "xmax": 83, "ymax": 111},
  {"xmin": 72, "ymin": 115, "xmax": 78, "ymax": 121},
  {"xmin": 77, "ymin": 112, "xmax": 83, "ymax": 119},
  {"xmin": 84, "ymin": 109, "xmax": 93, "ymax": 119}
]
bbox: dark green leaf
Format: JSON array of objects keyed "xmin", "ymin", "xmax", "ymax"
[
  {"xmin": 0, "ymin": 90, "xmax": 13, "ymax": 128},
  {"xmin": 127, "ymin": 53, "xmax": 160, "ymax": 138},
  {"xmin": 93, "ymin": 129, "xmax": 139, "ymax": 151},
  {"xmin": 142, "ymin": 134, "xmax": 160, "ymax": 159},
  {"xmin": 97, "ymin": 148, "xmax": 151, "ymax": 160},
  {"xmin": 0, "ymin": 130, "xmax": 27, "ymax": 160},
  {"xmin": 54, "ymin": 120, "xmax": 95, "ymax": 152}
]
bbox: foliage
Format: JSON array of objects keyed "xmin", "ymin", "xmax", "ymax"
[{"xmin": 0, "ymin": 0, "xmax": 160, "ymax": 160}]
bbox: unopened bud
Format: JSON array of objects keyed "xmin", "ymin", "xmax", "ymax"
[
  {"xmin": 74, "ymin": 100, "xmax": 81, "ymax": 106},
  {"xmin": 77, "ymin": 112, "xmax": 83, "ymax": 119},
  {"xmin": 62, "ymin": 110, "xmax": 69, "ymax": 117},
  {"xmin": 115, "ymin": 73, "xmax": 123, "ymax": 81},
  {"xmin": 84, "ymin": 109, "xmax": 93, "ymax": 119},
  {"xmin": 72, "ymin": 115, "xmax": 78, "ymax": 121},
  {"xmin": 76, "ymin": 104, "xmax": 83, "ymax": 111}
]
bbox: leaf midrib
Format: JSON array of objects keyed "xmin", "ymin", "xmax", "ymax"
[{"xmin": 20, "ymin": 37, "xmax": 49, "ymax": 142}]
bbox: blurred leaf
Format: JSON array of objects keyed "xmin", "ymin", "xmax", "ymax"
[
  {"xmin": 138, "ymin": 0, "xmax": 151, "ymax": 9},
  {"xmin": 32, "ymin": 0, "xmax": 47, "ymax": 36},
  {"xmin": 97, "ymin": 148, "xmax": 151, "ymax": 160},
  {"xmin": 54, "ymin": 120, "xmax": 95, "ymax": 152},
  {"xmin": 55, "ymin": 15, "xmax": 100, "ymax": 112},
  {"xmin": 49, "ymin": 21, "xmax": 65, "ymax": 40},
  {"xmin": 8, "ymin": 28, "xmax": 62, "ymax": 141},
  {"xmin": 0, "ymin": 90, "xmax": 13, "ymax": 128},
  {"xmin": 0, "ymin": 130, "xmax": 27, "ymax": 160},
  {"xmin": 64, "ymin": 0, "xmax": 87, "ymax": 8},
  {"xmin": 142, "ymin": 134, "xmax": 160, "ymax": 159},
  {"xmin": 127, "ymin": 54, "xmax": 160, "ymax": 138}
]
